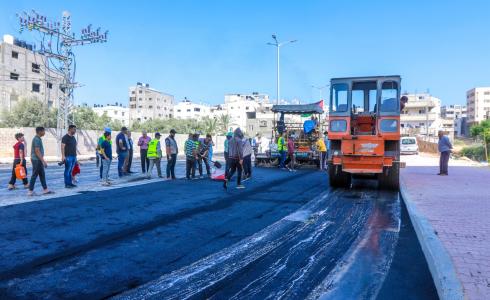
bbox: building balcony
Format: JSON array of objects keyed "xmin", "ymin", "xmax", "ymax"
[
  {"xmin": 401, "ymin": 113, "xmax": 439, "ymax": 122},
  {"xmin": 404, "ymin": 100, "xmax": 438, "ymax": 108}
]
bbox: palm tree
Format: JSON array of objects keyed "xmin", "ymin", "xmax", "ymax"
[
  {"xmin": 203, "ymin": 117, "xmax": 219, "ymax": 135},
  {"xmin": 218, "ymin": 114, "xmax": 231, "ymax": 134}
]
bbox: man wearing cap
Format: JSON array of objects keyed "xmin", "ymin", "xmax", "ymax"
[
  {"xmin": 138, "ymin": 130, "xmax": 151, "ymax": 173},
  {"xmin": 165, "ymin": 129, "xmax": 178, "ymax": 179},
  {"xmin": 116, "ymin": 127, "xmax": 129, "ymax": 177},
  {"xmin": 147, "ymin": 132, "xmax": 163, "ymax": 178}
]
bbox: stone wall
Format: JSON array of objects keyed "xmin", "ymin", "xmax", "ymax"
[
  {"xmin": 0, "ymin": 128, "xmax": 225, "ymax": 160},
  {"xmin": 416, "ymin": 137, "xmax": 439, "ymax": 153}
]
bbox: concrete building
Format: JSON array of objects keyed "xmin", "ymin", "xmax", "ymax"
[
  {"xmin": 0, "ymin": 34, "xmax": 63, "ymax": 114},
  {"xmin": 400, "ymin": 93, "xmax": 442, "ymax": 136},
  {"xmin": 441, "ymin": 104, "xmax": 467, "ymax": 137},
  {"xmin": 93, "ymin": 103, "xmax": 129, "ymax": 126},
  {"xmin": 466, "ymin": 87, "xmax": 490, "ymax": 126},
  {"xmin": 173, "ymin": 98, "xmax": 212, "ymax": 120},
  {"xmin": 219, "ymin": 92, "xmax": 271, "ymax": 133},
  {"xmin": 128, "ymin": 83, "xmax": 174, "ymax": 125}
]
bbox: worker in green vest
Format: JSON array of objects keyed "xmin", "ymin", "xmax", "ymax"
[
  {"xmin": 146, "ymin": 132, "xmax": 163, "ymax": 179},
  {"xmin": 278, "ymin": 132, "xmax": 287, "ymax": 169},
  {"xmin": 97, "ymin": 127, "xmax": 111, "ymax": 179}
]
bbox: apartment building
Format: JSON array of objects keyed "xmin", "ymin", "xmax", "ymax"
[
  {"xmin": 466, "ymin": 87, "xmax": 490, "ymax": 126},
  {"xmin": 128, "ymin": 83, "xmax": 174, "ymax": 125},
  {"xmin": 0, "ymin": 34, "xmax": 63, "ymax": 114},
  {"xmin": 173, "ymin": 98, "xmax": 211, "ymax": 120},
  {"xmin": 441, "ymin": 104, "xmax": 467, "ymax": 136},
  {"xmin": 400, "ymin": 93, "xmax": 442, "ymax": 136},
  {"xmin": 220, "ymin": 92, "xmax": 271, "ymax": 131},
  {"xmin": 93, "ymin": 103, "xmax": 129, "ymax": 126}
]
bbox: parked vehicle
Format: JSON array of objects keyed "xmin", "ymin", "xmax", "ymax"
[
  {"xmin": 400, "ymin": 136, "xmax": 419, "ymax": 155},
  {"xmin": 327, "ymin": 75, "xmax": 405, "ymax": 190}
]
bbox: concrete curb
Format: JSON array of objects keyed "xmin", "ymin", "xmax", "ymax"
[{"xmin": 400, "ymin": 178, "xmax": 465, "ymax": 300}]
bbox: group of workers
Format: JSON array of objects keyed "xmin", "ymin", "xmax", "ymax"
[{"xmin": 275, "ymin": 129, "xmax": 330, "ymax": 171}]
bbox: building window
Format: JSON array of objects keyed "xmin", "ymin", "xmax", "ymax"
[
  {"xmin": 32, "ymin": 83, "xmax": 40, "ymax": 92},
  {"xmin": 139, "ymin": 90, "xmax": 142, "ymax": 94},
  {"xmin": 149, "ymin": 105, "xmax": 153, "ymax": 109},
  {"xmin": 12, "ymin": 51, "xmax": 18, "ymax": 59},
  {"xmin": 149, "ymin": 98, "xmax": 152, "ymax": 101},
  {"xmin": 10, "ymin": 73, "xmax": 19, "ymax": 80},
  {"xmin": 46, "ymin": 82, "xmax": 53, "ymax": 89},
  {"xmin": 130, "ymin": 97, "xmax": 136, "ymax": 102},
  {"xmin": 32, "ymin": 63, "xmax": 40, "ymax": 73},
  {"xmin": 484, "ymin": 92, "xmax": 490, "ymax": 95},
  {"xmin": 122, "ymin": 112, "xmax": 125, "ymax": 116},
  {"xmin": 114, "ymin": 111, "xmax": 118, "ymax": 115},
  {"xmin": 187, "ymin": 109, "xmax": 191, "ymax": 112},
  {"xmin": 131, "ymin": 91, "xmax": 135, "ymax": 94},
  {"xmin": 194, "ymin": 107, "xmax": 201, "ymax": 112},
  {"xmin": 177, "ymin": 109, "xmax": 181, "ymax": 112},
  {"xmin": 138, "ymin": 98, "xmax": 142, "ymax": 101},
  {"xmin": 246, "ymin": 107, "xmax": 249, "ymax": 110}
]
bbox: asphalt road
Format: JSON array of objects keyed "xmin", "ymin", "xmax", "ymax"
[{"xmin": 0, "ymin": 163, "xmax": 436, "ymax": 299}]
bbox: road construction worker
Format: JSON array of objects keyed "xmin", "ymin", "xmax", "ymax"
[
  {"xmin": 316, "ymin": 134, "xmax": 327, "ymax": 170},
  {"xmin": 278, "ymin": 132, "xmax": 287, "ymax": 169},
  {"xmin": 146, "ymin": 132, "xmax": 163, "ymax": 178}
]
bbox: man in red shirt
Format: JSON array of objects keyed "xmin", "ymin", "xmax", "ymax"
[{"xmin": 8, "ymin": 133, "xmax": 28, "ymax": 190}]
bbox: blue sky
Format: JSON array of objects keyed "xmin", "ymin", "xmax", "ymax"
[{"xmin": 1, "ymin": 0, "xmax": 489, "ymax": 106}]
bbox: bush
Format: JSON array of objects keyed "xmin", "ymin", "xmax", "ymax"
[{"xmin": 460, "ymin": 145, "xmax": 486, "ymax": 161}]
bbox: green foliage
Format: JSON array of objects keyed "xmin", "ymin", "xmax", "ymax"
[
  {"xmin": 470, "ymin": 120, "xmax": 490, "ymax": 144},
  {"xmin": 131, "ymin": 115, "xmax": 230, "ymax": 136},
  {"xmin": 469, "ymin": 120, "xmax": 490, "ymax": 161},
  {"xmin": 1, "ymin": 98, "xmax": 57, "ymax": 128},
  {"xmin": 461, "ymin": 145, "xmax": 486, "ymax": 161},
  {"xmin": 217, "ymin": 114, "xmax": 231, "ymax": 134}
]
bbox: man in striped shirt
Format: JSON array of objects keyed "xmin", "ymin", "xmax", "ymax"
[{"xmin": 184, "ymin": 134, "xmax": 197, "ymax": 179}]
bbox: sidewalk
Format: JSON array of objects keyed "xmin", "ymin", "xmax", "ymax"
[{"xmin": 400, "ymin": 153, "xmax": 490, "ymax": 300}]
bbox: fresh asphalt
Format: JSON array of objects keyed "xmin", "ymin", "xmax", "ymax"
[{"xmin": 0, "ymin": 161, "xmax": 437, "ymax": 299}]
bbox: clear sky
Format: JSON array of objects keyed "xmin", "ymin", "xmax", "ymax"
[{"xmin": 1, "ymin": 0, "xmax": 489, "ymax": 106}]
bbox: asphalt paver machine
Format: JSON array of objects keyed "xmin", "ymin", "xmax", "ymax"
[
  {"xmin": 327, "ymin": 75, "xmax": 404, "ymax": 190},
  {"xmin": 255, "ymin": 102, "xmax": 326, "ymax": 167}
]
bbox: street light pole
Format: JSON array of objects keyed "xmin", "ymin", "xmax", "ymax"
[
  {"xmin": 311, "ymin": 84, "xmax": 329, "ymax": 100},
  {"xmin": 268, "ymin": 35, "xmax": 297, "ymax": 105}
]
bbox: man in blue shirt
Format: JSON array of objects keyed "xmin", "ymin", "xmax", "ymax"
[
  {"xmin": 437, "ymin": 130, "xmax": 453, "ymax": 176},
  {"xmin": 116, "ymin": 127, "xmax": 129, "ymax": 177}
]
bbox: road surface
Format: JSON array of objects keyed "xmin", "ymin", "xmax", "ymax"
[{"xmin": 0, "ymin": 161, "xmax": 435, "ymax": 299}]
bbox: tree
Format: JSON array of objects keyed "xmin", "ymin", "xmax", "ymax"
[
  {"xmin": 218, "ymin": 114, "xmax": 231, "ymax": 134},
  {"xmin": 1, "ymin": 98, "xmax": 57, "ymax": 128},
  {"xmin": 202, "ymin": 117, "xmax": 219, "ymax": 135},
  {"xmin": 470, "ymin": 120, "xmax": 490, "ymax": 161}
]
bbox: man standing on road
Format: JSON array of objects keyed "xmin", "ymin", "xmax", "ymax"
[
  {"xmin": 242, "ymin": 137, "xmax": 253, "ymax": 180},
  {"xmin": 277, "ymin": 132, "xmax": 287, "ymax": 169},
  {"xmin": 97, "ymin": 127, "xmax": 111, "ymax": 179},
  {"xmin": 224, "ymin": 128, "xmax": 245, "ymax": 189},
  {"xmin": 125, "ymin": 131, "xmax": 134, "ymax": 173},
  {"xmin": 116, "ymin": 127, "xmax": 129, "ymax": 177},
  {"xmin": 438, "ymin": 130, "xmax": 452, "ymax": 176},
  {"xmin": 197, "ymin": 134, "xmax": 212, "ymax": 178},
  {"xmin": 147, "ymin": 132, "xmax": 163, "ymax": 179},
  {"xmin": 316, "ymin": 133, "xmax": 327, "ymax": 170},
  {"xmin": 224, "ymin": 132, "xmax": 233, "ymax": 178},
  {"xmin": 61, "ymin": 125, "xmax": 78, "ymax": 188},
  {"xmin": 184, "ymin": 133, "xmax": 196, "ymax": 180},
  {"xmin": 28, "ymin": 127, "xmax": 53, "ymax": 196},
  {"xmin": 286, "ymin": 134, "xmax": 296, "ymax": 172},
  {"xmin": 8, "ymin": 133, "xmax": 28, "ymax": 190},
  {"xmin": 165, "ymin": 129, "xmax": 178, "ymax": 179},
  {"xmin": 138, "ymin": 130, "xmax": 151, "ymax": 174},
  {"xmin": 100, "ymin": 131, "xmax": 113, "ymax": 186}
]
